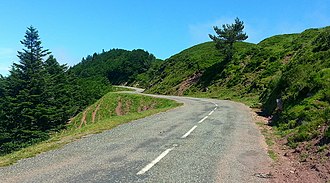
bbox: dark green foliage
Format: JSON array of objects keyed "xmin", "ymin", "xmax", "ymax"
[
  {"xmin": 209, "ymin": 18, "xmax": 248, "ymax": 60},
  {"xmin": 133, "ymin": 60, "xmax": 163, "ymax": 88},
  {"xmin": 0, "ymin": 27, "xmax": 110, "ymax": 155},
  {"xmin": 106, "ymin": 49, "xmax": 156, "ymax": 85},
  {"xmin": 0, "ymin": 75, "xmax": 7, "ymax": 139},
  {"xmin": 70, "ymin": 48, "xmax": 158, "ymax": 87},
  {"xmin": 6, "ymin": 26, "xmax": 51, "ymax": 132},
  {"xmin": 0, "ymin": 26, "xmax": 51, "ymax": 154},
  {"xmin": 43, "ymin": 56, "xmax": 80, "ymax": 129},
  {"xmin": 0, "ymin": 27, "xmax": 158, "ymax": 156}
]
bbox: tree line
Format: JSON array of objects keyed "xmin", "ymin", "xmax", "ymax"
[
  {"xmin": 0, "ymin": 26, "xmax": 109, "ymax": 155},
  {"xmin": 0, "ymin": 26, "xmax": 158, "ymax": 155}
]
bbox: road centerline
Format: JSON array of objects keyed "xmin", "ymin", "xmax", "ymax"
[
  {"xmin": 181, "ymin": 125, "xmax": 198, "ymax": 138},
  {"xmin": 198, "ymin": 116, "xmax": 208, "ymax": 124},
  {"xmin": 137, "ymin": 147, "xmax": 175, "ymax": 175}
]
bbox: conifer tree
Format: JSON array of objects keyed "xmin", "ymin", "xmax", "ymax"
[
  {"xmin": 209, "ymin": 18, "xmax": 248, "ymax": 61},
  {"xmin": 0, "ymin": 75, "xmax": 7, "ymax": 130},
  {"xmin": 44, "ymin": 55, "xmax": 77, "ymax": 129},
  {"xmin": 6, "ymin": 26, "xmax": 51, "ymax": 137}
]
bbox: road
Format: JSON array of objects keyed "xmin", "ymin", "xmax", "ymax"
[{"xmin": 0, "ymin": 87, "xmax": 271, "ymax": 183}]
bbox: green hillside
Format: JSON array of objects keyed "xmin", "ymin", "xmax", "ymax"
[
  {"xmin": 144, "ymin": 27, "xmax": 330, "ymax": 150},
  {"xmin": 69, "ymin": 92, "xmax": 178, "ymax": 129}
]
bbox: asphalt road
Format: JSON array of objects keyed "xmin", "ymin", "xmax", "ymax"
[{"xmin": 0, "ymin": 88, "xmax": 271, "ymax": 183}]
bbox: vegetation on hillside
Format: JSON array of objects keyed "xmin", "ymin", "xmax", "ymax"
[
  {"xmin": 70, "ymin": 48, "xmax": 160, "ymax": 86},
  {"xmin": 144, "ymin": 26, "xmax": 330, "ymax": 151}
]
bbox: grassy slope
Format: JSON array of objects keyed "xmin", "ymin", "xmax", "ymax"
[
  {"xmin": 0, "ymin": 92, "xmax": 180, "ymax": 166},
  {"xmin": 144, "ymin": 26, "xmax": 330, "ymax": 150}
]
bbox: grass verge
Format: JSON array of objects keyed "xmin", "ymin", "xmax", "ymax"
[
  {"xmin": 0, "ymin": 92, "xmax": 181, "ymax": 167},
  {"xmin": 256, "ymin": 121, "xmax": 278, "ymax": 161},
  {"xmin": 111, "ymin": 86, "xmax": 135, "ymax": 92},
  {"xmin": 187, "ymin": 87, "xmax": 259, "ymax": 108}
]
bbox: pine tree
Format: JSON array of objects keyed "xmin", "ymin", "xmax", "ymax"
[
  {"xmin": 0, "ymin": 75, "xmax": 7, "ymax": 130},
  {"xmin": 6, "ymin": 26, "xmax": 51, "ymax": 138},
  {"xmin": 0, "ymin": 75, "xmax": 11, "ymax": 155},
  {"xmin": 209, "ymin": 18, "xmax": 248, "ymax": 61},
  {"xmin": 44, "ymin": 55, "xmax": 77, "ymax": 129}
]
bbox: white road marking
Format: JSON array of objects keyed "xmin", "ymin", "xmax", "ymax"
[
  {"xmin": 137, "ymin": 147, "xmax": 174, "ymax": 175},
  {"xmin": 137, "ymin": 102, "xmax": 218, "ymax": 175},
  {"xmin": 181, "ymin": 125, "xmax": 198, "ymax": 138},
  {"xmin": 138, "ymin": 101, "xmax": 219, "ymax": 175},
  {"xmin": 198, "ymin": 116, "xmax": 208, "ymax": 124},
  {"xmin": 208, "ymin": 107, "xmax": 217, "ymax": 116}
]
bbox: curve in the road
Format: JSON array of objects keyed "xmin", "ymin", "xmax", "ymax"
[{"xmin": 0, "ymin": 87, "xmax": 271, "ymax": 183}]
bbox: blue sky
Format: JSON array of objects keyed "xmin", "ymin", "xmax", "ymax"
[{"xmin": 0, "ymin": 0, "xmax": 329, "ymax": 75}]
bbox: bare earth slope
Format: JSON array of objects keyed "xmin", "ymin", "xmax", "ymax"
[{"xmin": 0, "ymin": 87, "xmax": 271, "ymax": 183}]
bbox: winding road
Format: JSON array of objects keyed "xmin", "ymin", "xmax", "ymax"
[{"xmin": 0, "ymin": 87, "xmax": 271, "ymax": 183}]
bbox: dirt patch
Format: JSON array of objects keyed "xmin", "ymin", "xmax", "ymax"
[
  {"xmin": 252, "ymin": 109, "xmax": 330, "ymax": 183},
  {"xmin": 282, "ymin": 53, "xmax": 293, "ymax": 64},
  {"xmin": 79, "ymin": 109, "xmax": 88, "ymax": 128},
  {"xmin": 138, "ymin": 102, "xmax": 156, "ymax": 112},
  {"xmin": 176, "ymin": 72, "xmax": 202, "ymax": 96},
  {"xmin": 125, "ymin": 100, "xmax": 132, "ymax": 114},
  {"xmin": 92, "ymin": 103, "xmax": 101, "ymax": 123},
  {"xmin": 67, "ymin": 117, "xmax": 75, "ymax": 125},
  {"xmin": 138, "ymin": 105, "xmax": 150, "ymax": 112},
  {"xmin": 115, "ymin": 98, "xmax": 123, "ymax": 116}
]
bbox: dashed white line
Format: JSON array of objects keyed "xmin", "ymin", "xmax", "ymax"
[
  {"xmin": 198, "ymin": 116, "xmax": 208, "ymax": 124},
  {"xmin": 137, "ymin": 101, "xmax": 219, "ymax": 175},
  {"xmin": 137, "ymin": 147, "xmax": 174, "ymax": 175},
  {"xmin": 208, "ymin": 107, "xmax": 217, "ymax": 116},
  {"xmin": 181, "ymin": 125, "xmax": 198, "ymax": 138}
]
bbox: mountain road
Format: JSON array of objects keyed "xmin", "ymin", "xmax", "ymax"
[{"xmin": 0, "ymin": 87, "xmax": 271, "ymax": 183}]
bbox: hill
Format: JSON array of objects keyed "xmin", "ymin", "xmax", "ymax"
[
  {"xmin": 70, "ymin": 48, "xmax": 161, "ymax": 86},
  {"xmin": 142, "ymin": 27, "xmax": 330, "ymax": 155}
]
